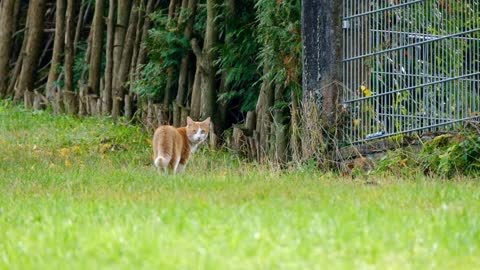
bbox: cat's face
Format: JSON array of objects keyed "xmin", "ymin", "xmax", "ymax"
[{"xmin": 186, "ymin": 117, "xmax": 211, "ymax": 144}]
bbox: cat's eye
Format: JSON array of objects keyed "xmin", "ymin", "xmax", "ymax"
[{"xmin": 200, "ymin": 130, "xmax": 206, "ymax": 134}]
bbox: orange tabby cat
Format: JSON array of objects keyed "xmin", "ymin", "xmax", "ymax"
[{"xmin": 152, "ymin": 117, "xmax": 210, "ymax": 173}]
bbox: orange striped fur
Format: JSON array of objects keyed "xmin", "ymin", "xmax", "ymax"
[{"xmin": 153, "ymin": 117, "xmax": 210, "ymax": 173}]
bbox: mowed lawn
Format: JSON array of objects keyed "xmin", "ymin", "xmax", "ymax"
[{"xmin": 1, "ymin": 104, "xmax": 480, "ymax": 270}]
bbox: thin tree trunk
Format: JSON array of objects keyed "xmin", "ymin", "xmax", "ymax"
[
  {"xmin": 88, "ymin": 0, "xmax": 105, "ymax": 96},
  {"xmin": 14, "ymin": 0, "xmax": 46, "ymax": 103},
  {"xmin": 168, "ymin": 0, "xmax": 177, "ymax": 18},
  {"xmin": 102, "ymin": 0, "xmax": 115, "ymax": 115},
  {"xmin": 7, "ymin": 36, "xmax": 27, "ymax": 98},
  {"xmin": 273, "ymin": 83, "xmax": 288, "ymax": 164},
  {"xmin": 131, "ymin": 0, "xmax": 155, "ymax": 117},
  {"xmin": 73, "ymin": 0, "xmax": 86, "ymax": 54},
  {"xmin": 112, "ymin": 0, "xmax": 133, "ymax": 79},
  {"xmin": 190, "ymin": 59, "xmax": 202, "ymax": 119},
  {"xmin": 64, "ymin": 0, "xmax": 76, "ymax": 94},
  {"xmin": 174, "ymin": 0, "xmax": 197, "ymax": 125},
  {"xmin": 46, "ymin": 0, "xmax": 66, "ymax": 101},
  {"xmin": 200, "ymin": 0, "xmax": 218, "ymax": 121},
  {"xmin": 135, "ymin": 0, "xmax": 154, "ymax": 74},
  {"xmin": 290, "ymin": 88, "xmax": 302, "ymax": 161},
  {"xmin": 126, "ymin": 0, "xmax": 146, "ymax": 118},
  {"xmin": 255, "ymin": 64, "xmax": 273, "ymax": 160},
  {"xmin": 0, "ymin": 0, "xmax": 16, "ymax": 98},
  {"xmin": 112, "ymin": 0, "xmax": 138, "ymax": 119},
  {"xmin": 111, "ymin": 0, "xmax": 133, "ymax": 118},
  {"xmin": 129, "ymin": 0, "xmax": 145, "ymax": 88},
  {"xmin": 166, "ymin": 0, "xmax": 183, "ymax": 126}
]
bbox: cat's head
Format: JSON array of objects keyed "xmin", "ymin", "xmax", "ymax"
[{"xmin": 186, "ymin": 116, "xmax": 211, "ymax": 144}]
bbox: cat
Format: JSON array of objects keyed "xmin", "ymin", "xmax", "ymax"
[{"xmin": 152, "ymin": 116, "xmax": 210, "ymax": 174}]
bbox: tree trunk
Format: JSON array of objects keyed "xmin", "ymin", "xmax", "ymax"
[
  {"xmin": 255, "ymin": 64, "xmax": 274, "ymax": 160},
  {"xmin": 102, "ymin": 0, "xmax": 115, "ymax": 115},
  {"xmin": 88, "ymin": 0, "xmax": 105, "ymax": 97},
  {"xmin": 174, "ymin": 0, "xmax": 197, "ymax": 125},
  {"xmin": 73, "ymin": 0, "xmax": 86, "ymax": 54},
  {"xmin": 7, "ymin": 38, "xmax": 27, "ymax": 99},
  {"xmin": 135, "ymin": 0, "xmax": 155, "ymax": 74},
  {"xmin": 46, "ymin": 0, "xmax": 66, "ymax": 101},
  {"xmin": 168, "ymin": 0, "xmax": 177, "ymax": 18},
  {"xmin": 200, "ymin": 0, "xmax": 219, "ymax": 121},
  {"xmin": 111, "ymin": 0, "xmax": 133, "ymax": 118},
  {"xmin": 166, "ymin": 0, "xmax": 184, "ymax": 126},
  {"xmin": 273, "ymin": 83, "xmax": 288, "ymax": 164},
  {"xmin": 0, "ymin": 0, "xmax": 16, "ymax": 98},
  {"xmin": 14, "ymin": 0, "xmax": 46, "ymax": 103},
  {"xmin": 130, "ymin": 0, "xmax": 155, "ymax": 118},
  {"xmin": 112, "ymin": 0, "xmax": 133, "ymax": 79},
  {"xmin": 290, "ymin": 88, "xmax": 302, "ymax": 161},
  {"xmin": 64, "ymin": 0, "xmax": 76, "ymax": 98},
  {"xmin": 112, "ymin": 0, "xmax": 137, "ymax": 119},
  {"xmin": 190, "ymin": 59, "xmax": 202, "ymax": 119},
  {"xmin": 126, "ymin": 0, "xmax": 146, "ymax": 118}
]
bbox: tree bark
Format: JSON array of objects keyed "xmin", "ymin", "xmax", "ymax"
[
  {"xmin": 0, "ymin": 0, "xmax": 16, "ymax": 98},
  {"xmin": 64, "ymin": 0, "xmax": 76, "ymax": 94},
  {"xmin": 46, "ymin": 0, "xmax": 66, "ymax": 101},
  {"xmin": 126, "ymin": 0, "xmax": 146, "ymax": 118},
  {"xmin": 73, "ymin": 0, "xmax": 86, "ymax": 54},
  {"xmin": 0, "ymin": 0, "xmax": 15, "ymax": 98},
  {"xmin": 14, "ymin": 0, "xmax": 46, "ymax": 103},
  {"xmin": 255, "ymin": 64, "xmax": 273, "ymax": 160},
  {"xmin": 273, "ymin": 83, "xmax": 288, "ymax": 164},
  {"xmin": 7, "ymin": 30, "xmax": 28, "ymax": 99},
  {"xmin": 168, "ymin": 0, "xmax": 177, "ymax": 18},
  {"xmin": 112, "ymin": 0, "xmax": 133, "ymax": 79},
  {"xmin": 174, "ymin": 0, "xmax": 197, "ymax": 125},
  {"xmin": 200, "ymin": 0, "xmax": 218, "ymax": 121},
  {"xmin": 88, "ymin": 0, "xmax": 105, "ymax": 97},
  {"xmin": 111, "ymin": 0, "xmax": 133, "ymax": 118},
  {"xmin": 135, "ymin": 0, "xmax": 155, "ymax": 80},
  {"xmin": 112, "ymin": 0, "xmax": 138, "ymax": 119},
  {"xmin": 102, "ymin": 0, "xmax": 115, "ymax": 115},
  {"xmin": 130, "ymin": 0, "xmax": 155, "ymax": 117},
  {"xmin": 190, "ymin": 58, "xmax": 202, "ymax": 119}
]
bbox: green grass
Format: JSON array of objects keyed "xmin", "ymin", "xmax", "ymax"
[{"xmin": 1, "ymin": 103, "xmax": 480, "ymax": 269}]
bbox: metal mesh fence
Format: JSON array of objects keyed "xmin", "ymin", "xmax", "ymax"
[{"xmin": 342, "ymin": 0, "xmax": 480, "ymax": 143}]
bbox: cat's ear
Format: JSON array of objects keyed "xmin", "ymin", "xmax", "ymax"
[
  {"xmin": 203, "ymin": 117, "xmax": 211, "ymax": 125},
  {"xmin": 187, "ymin": 116, "xmax": 194, "ymax": 126}
]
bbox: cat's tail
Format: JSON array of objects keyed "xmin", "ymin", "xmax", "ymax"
[{"xmin": 154, "ymin": 155, "xmax": 170, "ymax": 168}]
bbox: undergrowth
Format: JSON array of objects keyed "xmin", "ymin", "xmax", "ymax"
[{"xmin": 375, "ymin": 131, "xmax": 480, "ymax": 179}]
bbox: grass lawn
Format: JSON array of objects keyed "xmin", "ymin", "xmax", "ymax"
[{"xmin": 1, "ymin": 103, "xmax": 480, "ymax": 269}]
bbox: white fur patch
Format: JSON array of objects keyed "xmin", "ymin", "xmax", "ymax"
[
  {"xmin": 190, "ymin": 143, "xmax": 199, "ymax": 153},
  {"xmin": 192, "ymin": 129, "xmax": 207, "ymax": 143},
  {"xmin": 154, "ymin": 155, "xmax": 170, "ymax": 168},
  {"xmin": 154, "ymin": 156, "xmax": 163, "ymax": 167}
]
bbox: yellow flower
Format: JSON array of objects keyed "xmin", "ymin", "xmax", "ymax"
[
  {"xmin": 353, "ymin": 119, "xmax": 360, "ymax": 127},
  {"xmin": 361, "ymin": 85, "xmax": 372, "ymax": 97}
]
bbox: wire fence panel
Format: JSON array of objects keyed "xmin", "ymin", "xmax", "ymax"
[{"xmin": 342, "ymin": 0, "xmax": 480, "ymax": 144}]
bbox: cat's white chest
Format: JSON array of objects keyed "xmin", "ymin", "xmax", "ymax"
[{"xmin": 190, "ymin": 144, "xmax": 198, "ymax": 153}]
